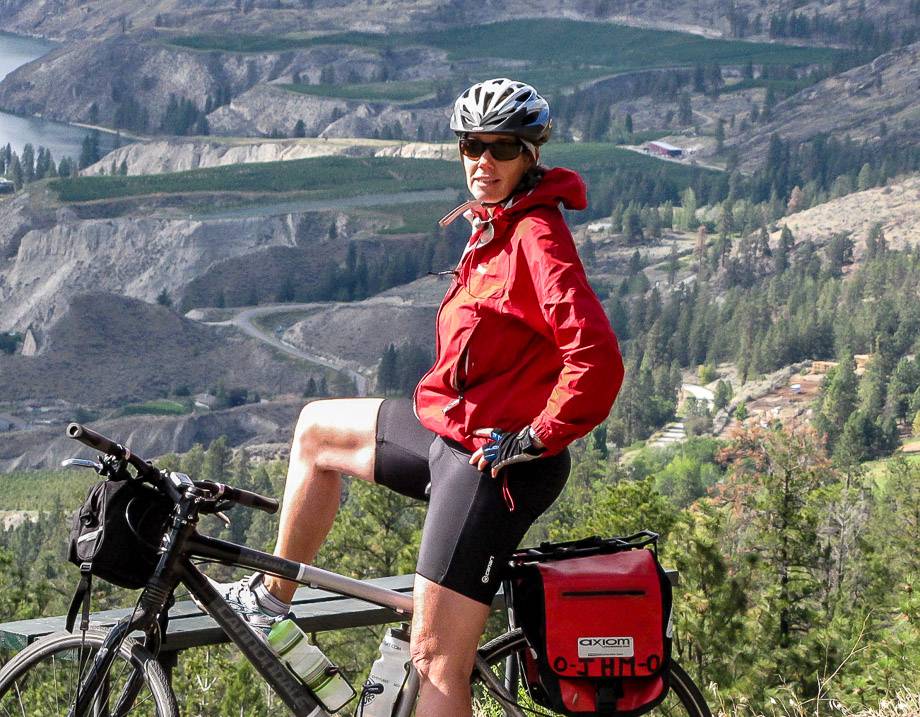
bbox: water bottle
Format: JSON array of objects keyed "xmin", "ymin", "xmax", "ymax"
[
  {"xmin": 361, "ymin": 624, "xmax": 411, "ymax": 717},
  {"xmin": 267, "ymin": 619, "xmax": 356, "ymax": 712}
]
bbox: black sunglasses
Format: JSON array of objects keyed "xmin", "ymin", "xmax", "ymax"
[{"xmin": 458, "ymin": 137, "xmax": 526, "ymax": 161}]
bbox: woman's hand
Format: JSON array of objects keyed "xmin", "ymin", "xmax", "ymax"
[{"xmin": 469, "ymin": 427, "xmax": 545, "ymax": 477}]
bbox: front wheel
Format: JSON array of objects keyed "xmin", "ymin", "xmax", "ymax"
[
  {"xmin": 0, "ymin": 629, "xmax": 179, "ymax": 717},
  {"xmin": 473, "ymin": 629, "xmax": 711, "ymax": 717}
]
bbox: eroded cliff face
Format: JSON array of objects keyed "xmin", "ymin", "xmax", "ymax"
[
  {"xmin": 0, "ymin": 200, "xmax": 301, "ymax": 333},
  {"xmin": 0, "ymin": 34, "xmax": 440, "ymax": 134},
  {"xmin": 81, "ymin": 137, "xmax": 457, "ymax": 176}
]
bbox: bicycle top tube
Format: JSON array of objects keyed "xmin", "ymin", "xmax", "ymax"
[{"xmin": 186, "ymin": 532, "xmax": 415, "ymax": 616}]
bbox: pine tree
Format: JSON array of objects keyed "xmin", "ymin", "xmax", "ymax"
[{"xmin": 376, "ymin": 344, "xmax": 398, "ymax": 395}]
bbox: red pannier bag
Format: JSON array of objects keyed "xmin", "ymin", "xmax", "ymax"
[{"xmin": 507, "ymin": 532, "xmax": 673, "ymax": 716}]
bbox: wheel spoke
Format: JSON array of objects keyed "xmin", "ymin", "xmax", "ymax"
[{"xmin": 0, "ymin": 631, "xmax": 176, "ymax": 717}]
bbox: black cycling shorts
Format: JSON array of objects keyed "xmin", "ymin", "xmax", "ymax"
[{"xmin": 373, "ymin": 398, "xmax": 570, "ymax": 605}]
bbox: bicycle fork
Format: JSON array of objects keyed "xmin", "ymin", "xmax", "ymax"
[{"xmin": 67, "ymin": 618, "xmax": 143, "ymax": 717}]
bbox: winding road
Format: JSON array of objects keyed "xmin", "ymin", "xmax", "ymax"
[{"xmin": 204, "ymin": 303, "xmax": 371, "ymax": 396}]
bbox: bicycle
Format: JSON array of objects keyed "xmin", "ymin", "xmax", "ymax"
[{"xmin": 0, "ymin": 423, "xmax": 712, "ymax": 717}]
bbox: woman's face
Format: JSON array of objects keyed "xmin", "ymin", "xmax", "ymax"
[{"xmin": 461, "ymin": 133, "xmax": 534, "ymax": 205}]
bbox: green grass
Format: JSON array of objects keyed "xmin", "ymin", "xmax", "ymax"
[
  {"xmin": 51, "ymin": 140, "xmax": 713, "ymax": 206},
  {"xmin": 282, "ymin": 80, "xmax": 438, "ymax": 102},
  {"xmin": 173, "ymin": 19, "xmax": 841, "ymax": 69},
  {"xmin": 0, "ymin": 470, "xmax": 96, "ymax": 511},
  {"xmin": 115, "ymin": 399, "xmax": 192, "ymax": 417},
  {"xmin": 372, "ymin": 200, "xmax": 449, "ymax": 234},
  {"xmin": 542, "ymin": 142, "xmax": 718, "ymax": 180},
  {"xmin": 50, "ymin": 156, "xmax": 462, "ymax": 203}
]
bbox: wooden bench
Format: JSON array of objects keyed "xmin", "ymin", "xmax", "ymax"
[
  {"xmin": 0, "ymin": 569, "xmax": 677, "ymax": 667},
  {"xmin": 0, "ymin": 574, "xmax": 417, "ymax": 657}
]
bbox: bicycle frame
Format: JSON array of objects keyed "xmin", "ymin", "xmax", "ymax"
[
  {"xmin": 62, "ymin": 467, "xmax": 524, "ymax": 717},
  {"xmin": 183, "ymin": 532, "xmax": 416, "ymax": 717}
]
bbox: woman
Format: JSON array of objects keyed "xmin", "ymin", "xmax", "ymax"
[{"xmin": 217, "ymin": 78, "xmax": 624, "ymax": 716}]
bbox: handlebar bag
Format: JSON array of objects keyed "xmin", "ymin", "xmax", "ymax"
[
  {"xmin": 508, "ymin": 534, "xmax": 673, "ymax": 716},
  {"xmin": 68, "ymin": 478, "xmax": 174, "ymax": 589}
]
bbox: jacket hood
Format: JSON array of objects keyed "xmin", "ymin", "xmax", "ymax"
[{"xmin": 508, "ymin": 166, "xmax": 588, "ymax": 214}]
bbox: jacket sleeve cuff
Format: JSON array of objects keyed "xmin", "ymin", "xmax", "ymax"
[{"xmin": 530, "ymin": 420, "xmax": 564, "ymax": 455}]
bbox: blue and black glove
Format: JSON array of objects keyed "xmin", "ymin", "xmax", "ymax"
[{"xmin": 481, "ymin": 427, "xmax": 545, "ymax": 473}]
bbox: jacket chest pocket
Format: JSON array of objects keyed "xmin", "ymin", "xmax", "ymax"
[{"xmin": 464, "ymin": 251, "xmax": 508, "ymax": 299}]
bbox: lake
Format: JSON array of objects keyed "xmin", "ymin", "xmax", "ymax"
[{"xmin": 0, "ymin": 31, "xmax": 119, "ymax": 163}]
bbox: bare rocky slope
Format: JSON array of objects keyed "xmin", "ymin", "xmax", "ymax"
[
  {"xmin": 0, "ymin": 184, "xmax": 414, "ymax": 334},
  {"xmin": 0, "ymin": 292, "xmax": 318, "ymax": 406},
  {"xmin": 772, "ymin": 173, "xmax": 920, "ymax": 254},
  {"xmin": 0, "ymin": 34, "xmax": 447, "ymax": 138},
  {"xmin": 282, "ymin": 297, "xmax": 438, "ymax": 370},
  {"xmin": 0, "ymin": 399, "xmax": 302, "ymax": 472},
  {"xmin": 727, "ymin": 42, "xmax": 920, "ymax": 170},
  {"xmin": 83, "ymin": 137, "xmax": 456, "ymax": 176},
  {"xmin": 4, "ymin": 1, "xmax": 918, "ymax": 141},
  {"xmin": 0, "ymin": 0, "xmax": 914, "ymax": 42}
]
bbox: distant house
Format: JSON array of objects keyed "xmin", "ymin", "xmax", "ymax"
[
  {"xmin": 194, "ymin": 393, "xmax": 219, "ymax": 410},
  {"xmin": 679, "ymin": 384, "xmax": 715, "ymax": 410},
  {"xmin": 0, "ymin": 178, "xmax": 14, "ymax": 195},
  {"xmin": 647, "ymin": 141, "xmax": 684, "ymax": 158}
]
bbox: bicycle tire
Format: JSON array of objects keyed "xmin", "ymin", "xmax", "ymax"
[
  {"xmin": 0, "ymin": 629, "xmax": 179, "ymax": 717},
  {"xmin": 472, "ymin": 629, "xmax": 711, "ymax": 717}
]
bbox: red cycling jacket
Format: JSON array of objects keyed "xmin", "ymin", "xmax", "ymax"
[{"xmin": 413, "ymin": 167, "xmax": 624, "ymax": 455}]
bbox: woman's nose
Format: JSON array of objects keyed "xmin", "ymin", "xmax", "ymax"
[{"xmin": 478, "ymin": 149, "xmax": 496, "ymax": 167}]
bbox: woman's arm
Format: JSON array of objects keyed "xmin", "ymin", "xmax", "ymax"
[{"xmin": 518, "ymin": 214, "xmax": 625, "ymax": 454}]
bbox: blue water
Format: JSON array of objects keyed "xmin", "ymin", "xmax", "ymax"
[{"xmin": 0, "ymin": 32, "xmax": 119, "ymax": 163}]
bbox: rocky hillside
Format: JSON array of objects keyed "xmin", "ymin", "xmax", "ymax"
[
  {"xmin": 282, "ymin": 296, "xmax": 438, "ymax": 370},
  {"xmin": 772, "ymin": 173, "xmax": 920, "ymax": 254},
  {"xmin": 0, "ymin": 187, "xmax": 304, "ymax": 332},
  {"xmin": 0, "ymin": 398, "xmax": 302, "ymax": 472},
  {"xmin": 727, "ymin": 41, "xmax": 920, "ymax": 169},
  {"xmin": 83, "ymin": 137, "xmax": 456, "ymax": 176},
  {"xmin": 0, "ymin": 292, "xmax": 318, "ymax": 406},
  {"xmin": 0, "ymin": 0, "xmax": 915, "ymax": 43},
  {"xmin": 0, "ymin": 34, "xmax": 449, "ymax": 138}
]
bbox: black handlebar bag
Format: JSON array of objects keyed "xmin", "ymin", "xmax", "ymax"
[
  {"xmin": 68, "ymin": 478, "xmax": 173, "ymax": 588},
  {"xmin": 508, "ymin": 534, "xmax": 673, "ymax": 716}
]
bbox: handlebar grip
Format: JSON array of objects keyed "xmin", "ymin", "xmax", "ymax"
[
  {"xmin": 66, "ymin": 423, "xmax": 158, "ymax": 480},
  {"xmin": 226, "ymin": 486, "xmax": 279, "ymax": 514},
  {"xmin": 66, "ymin": 423, "xmax": 121, "ymax": 456}
]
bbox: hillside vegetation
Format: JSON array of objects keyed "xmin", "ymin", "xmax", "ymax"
[{"xmin": 51, "ymin": 155, "xmax": 461, "ymax": 202}]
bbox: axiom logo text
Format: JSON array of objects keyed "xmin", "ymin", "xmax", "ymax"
[{"xmin": 577, "ymin": 636, "xmax": 634, "ymax": 658}]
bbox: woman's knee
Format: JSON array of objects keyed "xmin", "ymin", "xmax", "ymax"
[
  {"xmin": 291, "ymin": 398, "xmax": 382, "ymax": 478},
  {"xmin": 409, "ymin": 630, "xmax": 475, "ymax": 686}
]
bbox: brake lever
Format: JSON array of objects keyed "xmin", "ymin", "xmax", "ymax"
[
  {"xmin": 61, "ymin": 458, "xmax": 103, "ymax": 472},
  {"xmin": 215, "ymin": 512, "xmax": 231, "ymax": 527}
]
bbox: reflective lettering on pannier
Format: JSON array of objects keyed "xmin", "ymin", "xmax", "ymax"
[{"xmin": 577, "ymin": 636, "xmax": 634, "ymax": 659}]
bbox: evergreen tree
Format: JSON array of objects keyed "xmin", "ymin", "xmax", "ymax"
[
  {"xmin": 78, "ymin": 131, "xmax": 101, "ymax": 169},
  {"xmin": 376, "ymin": 343, "xmax": 398, "ymax": 395}
]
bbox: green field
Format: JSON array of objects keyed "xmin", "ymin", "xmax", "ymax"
[
  {"xmin": 51, "ymin": 142, "xmax": 714, "ymax": 206},
  {"xmin": 50, "ymin": 156, "xmax": 463, "ymax": 203},
  {"xmin": 0, "ymin": 470, "xmax": 96, "ymax": 511},
  {"xmin": 173, "ymin": 19, "xmax": 841, "ymax": 70},
  {"xmin": 115, "ymin": 399, "xmax": 192, "ymax": 417}
]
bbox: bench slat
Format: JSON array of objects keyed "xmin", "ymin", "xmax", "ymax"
[
  {"xmin": 0, "ymin": 570, "xmax": 677, "ymax": 654},
  {"xmin": 0, "ymin": 574, "xmax": 416, "ymax": 652}
]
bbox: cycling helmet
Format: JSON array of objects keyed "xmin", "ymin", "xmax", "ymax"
[{"xmin": 450, "ymin": 78, "xmax": 552, "ymax": 146}]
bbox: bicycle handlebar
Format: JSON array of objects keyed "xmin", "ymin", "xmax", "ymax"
[
  {"xmin": 67, "ymin": 422, "xmax": 159, "ymax": 480},
  {"xmin": 66, "ymin": 423, "xmax": 279, "ymax": 513},
  {"xmin": 220, "ymin": 485, "xmax": 279, "ymax": 514}
]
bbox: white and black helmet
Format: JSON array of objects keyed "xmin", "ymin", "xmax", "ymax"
[{"xmin": 450, "ymin": 78, "xmax": 552, "ymax": 146}]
